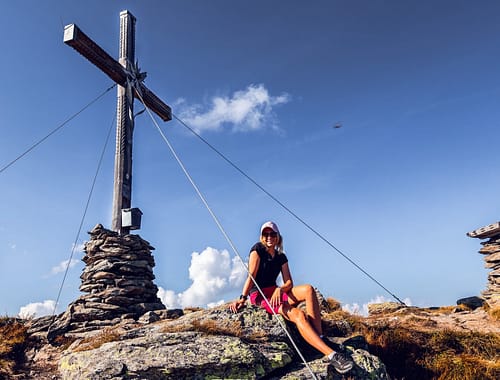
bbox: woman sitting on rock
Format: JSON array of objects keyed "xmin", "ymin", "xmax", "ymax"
[{"xmin": 229, "ymin": 221, "xmax": 353, "ymax": 374}]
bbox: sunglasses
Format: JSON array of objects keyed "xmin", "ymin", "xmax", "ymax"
[{"xmin": 262, "ymin": 231, "xmax": 278, "ymax": 238}]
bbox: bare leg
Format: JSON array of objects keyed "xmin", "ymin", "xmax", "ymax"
[
  {"xmin": 280, "ymin": 303, "xmax": 332, "ymax": 356},
  {"xmin": 287, "ymin": 284, "xmax": 323, "ymax": 336}
]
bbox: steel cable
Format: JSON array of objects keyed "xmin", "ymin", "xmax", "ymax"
[
  {"xmin": 134, "ymin": 88, "xmax": 319, "ymax": 380},
  {"xmin": 48, "ymin": 110, "xmax": 116, "ymax": 332},
  {"xmin": 171, "ymin": 114, "xmax": 406, "ymax": 305},
  {"xmin": 0, "ymin": 84, "xmax": 116, "ymax": 175}
]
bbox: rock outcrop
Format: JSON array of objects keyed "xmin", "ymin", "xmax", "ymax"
[
  {"xmin": 57, "ymin": 305, "xmax": 389, "ymax": 380},
  {"xmin": 467, "ymin": 222, "xmax": 500, "ymax": 308},
  {"xmin": 47, "ymin": 224, "xmax": 165, "ymax": 340},
  {"xmin": 20, "ymin": 301, "xmax": 500, "ymax": 379}
]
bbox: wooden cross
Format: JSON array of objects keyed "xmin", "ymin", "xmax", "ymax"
[{"xmin": 63, "ymin": 10, "xmax": 171, "ymax": 235}]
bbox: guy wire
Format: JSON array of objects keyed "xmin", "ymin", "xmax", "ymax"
[
  {"xmin": 48, "ymin": 110, "xmax": 116, "ymax": 332},
  {"xmin": 172, "ymin": 114, "xmax": 406, "ymax": 306},
  {"xmin": 135, "ymin": 88, "xmax": 319, "ymax": 380},
  {"xmin": 0, "ymin": 84, "xmax": 116, "ymax": 175}
]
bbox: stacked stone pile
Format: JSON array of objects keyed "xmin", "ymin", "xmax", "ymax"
[
  {"xmin": 48, "ymin": 224, "xmax": 165, "ymax": 339},
  {"xmin": 477, "ymin": 238, "xmax": 500, "ymax": 307},
  {"xmin": 467, "ymin": 222, "xmax": 500, "ymax": 308}
]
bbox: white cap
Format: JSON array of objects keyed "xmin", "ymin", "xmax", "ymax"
[{"xmin": 260, "ymin": 221, "xmax": 280, "ymax": 235}]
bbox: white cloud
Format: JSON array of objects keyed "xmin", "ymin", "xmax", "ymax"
[
  {"xmin": 50, "ymin": 258, "xmax": 80, "ymax": 275},
  {"xmin": 342, "ymin": 295, "xmax": 413, "ymax": 316},
  {"xmin": 157, "ymin": 288, "xmax": 181, "ymax": 309},
  {"xmin": 46, "ymin": 244, "xmax": 84, "ymax": 277},
  {"xmin": 157, "ymin": 247, "xmax": 247, "ymax": 309},
  {"xmin": 207, "ymin": 299, "xmax": 225, "ymax": 309},
  {"xmin": 342, "ymin": 302, "xmax": 361, "ymax": 315},
  {"xmin": 229, "ymin": 255, "xmax": 247, "ymax": 288},
  {"xmin": 177, "ymin": 84, "xmax": 290, "ymax": 133},
  {"xmin": 19, "ymin": 300, "xmax": 57, "ymax": 319}
]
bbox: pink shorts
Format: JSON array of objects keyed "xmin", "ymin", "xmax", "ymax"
[{"xmin": 249, "ymin": 286, "xmax": 288, "ymax": 314}]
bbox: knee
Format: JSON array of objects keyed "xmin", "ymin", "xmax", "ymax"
[{"xmin": 304, "ymin": 284, "xmax": 315, "ymax": 297}]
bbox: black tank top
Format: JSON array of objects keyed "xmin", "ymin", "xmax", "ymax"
[{"xmin": 249, "ymin": 242, "xmax": 288, "ymax": 293}]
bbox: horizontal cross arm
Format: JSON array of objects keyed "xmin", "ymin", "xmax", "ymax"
[
  {"xmin": 64, "ymin": 24, "xmax": 127, "ymax": 87},
  {"xmin": 64, "ymin": 23, "xmax": 171, "ymax": 123},
  {"xmin": 137, "ymin": 83, "xmax": 172, "ymax": 122}
]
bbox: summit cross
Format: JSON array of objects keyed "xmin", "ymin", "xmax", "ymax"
[{"xmin": 63, "ymin": 10, "xmax": 171, "ymax": 235}]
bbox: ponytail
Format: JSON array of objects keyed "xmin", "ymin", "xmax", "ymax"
[{"xmin": 276, "ymin": 234, "xmax": 284, "ymax": 255}]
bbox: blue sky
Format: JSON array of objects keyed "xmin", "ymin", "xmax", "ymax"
[{"xmin": 2, "ymin": 1, "xmax": 500, "ymax": 317}]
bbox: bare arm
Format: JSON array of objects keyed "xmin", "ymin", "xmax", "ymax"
[
  {"xmin": 242, "ymin": 250, "xmax": 260, "ymax": 295},
  {"xmin": 229, "ymin": 251, "xmax": 260, "ymax": 313},
  {"xmin": 280, "ymin": 262, "xmax": 293, "ymax": 293}
]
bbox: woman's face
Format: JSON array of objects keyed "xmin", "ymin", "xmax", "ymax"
[{"xmin": 261, "ymin": 228, "xmax": 278, "ymax": 248}]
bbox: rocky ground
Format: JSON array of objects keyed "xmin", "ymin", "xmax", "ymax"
[
  {"xmin": 365, "ymin": 300, "xmax": 500, "ymax": 333},
  {"xmin": 5, "ymin": 300, "xmax": 498, "ymax": 380},
  {"xmin": 22, "ymin": 306, "xmax": 387, "ymax": 380}
]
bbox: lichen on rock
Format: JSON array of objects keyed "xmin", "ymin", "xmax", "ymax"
[{"xmin": 57, "ymin": 305, "xmax": 388, "ymax": 379}]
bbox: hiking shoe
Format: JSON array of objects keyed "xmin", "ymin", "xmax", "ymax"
[{"xmin": 325, "ymin": 351, "xmax": 353, "ymax": 374}]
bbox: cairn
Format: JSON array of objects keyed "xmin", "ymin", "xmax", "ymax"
[
  {"xmin": 467, "ymin": 222, "xmax": 500, "ymax": 308},
  {"xmin": 47, "ymin": 224, "xmax": 165, "ymax": 339}
]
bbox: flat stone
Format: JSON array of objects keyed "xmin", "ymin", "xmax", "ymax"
[
  {"xmin": 485, "ymin": 261, "xmax": 500, "ymax": 269},
  {"xmin": 485, "ymin": 251, "xmax": 500, "ymax": 263},
  {"xmin": 155, "ymin": 309, "xmax": 183, "ymax": 320},
  {"xmin": 368, "ymin": 302, "xmax": 405, "ymax": 315},
  {"xmin": 83, "ymin": 302, "xmax": 126, "ymax": 311},
  {"xmin": 467, "ymin": 222, "xmax": 500, "ymax": 239},
  {"xmin": 479, "ymin": 245, "xmax": 500, "ymax": 254},
  {"xmin": 488, "ymin": 268, "xmax": 500, "ymax": 277},
  {"xmin": 79, "ymin": 284, "xmax": 102, "ymax": 293},
  {"xmin": 138, "ymin": 311, "xmax": 161, "ymax": 324},
  {"xmin": 71, "ymin": 308, "xmax": 118, "ymax": 322},
  {"xmin": 105, "ymin": 296, "xmax": 140, "ymax": 306},
  {"xmin": 100, "ymin": 244, "xmax": 131, "ymax": 254}
]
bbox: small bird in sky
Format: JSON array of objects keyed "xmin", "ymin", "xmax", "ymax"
[{"xmin": 332, "ymin": 122, "xmax": 342, "ymax": 129}]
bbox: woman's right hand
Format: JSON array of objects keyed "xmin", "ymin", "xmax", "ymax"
[
  {"xmin": 270, "ymin": 287, "xmax": 283, "ymax": 309},
  {"xmin": 229, "ymin": 299, "xmax": 246, "ymax": 313}
]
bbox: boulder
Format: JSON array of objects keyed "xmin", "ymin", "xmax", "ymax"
[{"xmin": 456, "ymin": 296, "xmax": 485, "ymax": 310}]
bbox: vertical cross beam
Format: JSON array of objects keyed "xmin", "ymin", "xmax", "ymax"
[
  {"xmin": 112, "ymin": 11, "xmax": 136, "ymax": 234},
  {"xmin": 64, "ymin": 10, "xmax": 172, "ymax": 235}
]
